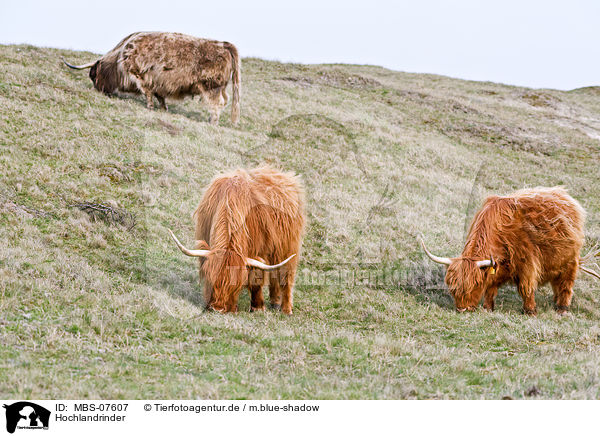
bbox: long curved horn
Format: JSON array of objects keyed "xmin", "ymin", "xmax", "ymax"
[
  {"xmin": 168, "ymin": 229, "xmax": 210, "ymax": 257},
  {"xmin": 246, "ymin": 254, "xmax": 296, "ymax": 270},
  {"xmin": 420, "ymin": 237, "xmax": 452, "ymax": 265},
  {"xmin": 580, "ymin": 266, "xmax": 600, "ymax": 280},
  {"xmin": 477, "ymin": 253, "xmax": 497, "ymax": 269},
  {"xmin": 476, "ymin": 259, "xmax": 493, "ymax": 268},
  {"xmin": 62, "ymin": 57, "xmax": 96, "ymax": 70}
]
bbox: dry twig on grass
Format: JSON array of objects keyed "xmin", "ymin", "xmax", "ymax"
[
  {"xmin": 70, "ymin": 201, "xmax": 136, "ymax": 230},
  {"xmin": 580, "ymin": 244, "xmax": 600, "ymax": 279}
]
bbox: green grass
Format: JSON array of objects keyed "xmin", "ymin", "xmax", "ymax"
[{"xmin": 1, "ymin": 44, "xmax": 600, "ymax": 399}]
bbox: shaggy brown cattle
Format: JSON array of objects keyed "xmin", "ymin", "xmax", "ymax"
[
  {"xmin": 169, "ymin": 167, "xmax": 305, "ymax": 314},
  {"xmin": 421, "ymin": 187, "xmax": 599, "ymax": 315},
  {"xmin": 63, "ymin": 32, "xmax": 240, "ymax": 124}
]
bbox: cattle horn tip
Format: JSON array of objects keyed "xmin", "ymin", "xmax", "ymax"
[
  {"xmin": 168, "ymin": 228, "xmax": 210, "ymax": 258},
  {"xmin": 246, "ymin": 253, "xmax": 296, "ymax": 270},
  {"xmin": 419, "ymin": 235, "xmax": 452, "ymax": 266},
  {"xmin": 61, "ymin": 56, "xmax": 95, "ymax": 70}
]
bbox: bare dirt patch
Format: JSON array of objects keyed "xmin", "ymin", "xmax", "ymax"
[
  {"xmin": 315, "ymin": 69, "xmax": 382, "ymax": 89},
  {"xmin": 279, "ymin": 70, "xmax": 381, "ymax": 90},
  {"xmin": 521, "ymin": 91, "xmax": 559, "ymax": 108}
]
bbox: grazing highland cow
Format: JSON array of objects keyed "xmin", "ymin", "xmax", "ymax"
[
  {"xmin": 169, "ymin": 167, "xmax": 305, "ymax": 314},
  {"xmin": 63, "ymin": 32, "xmax": 240, "ymax": 124},
  {"xmin": 421, "ymin": 187, "xmax": 599, "ymax": 315}
]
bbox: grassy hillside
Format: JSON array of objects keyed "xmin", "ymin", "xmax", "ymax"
[{"xmin": 1, "ymin": 44, "xmax": 599, "ymax": 399}]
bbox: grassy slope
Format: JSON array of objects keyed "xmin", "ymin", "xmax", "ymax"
[{"xmin": 1, "ymin": 44, "xmax": 599, "ymax": 399}]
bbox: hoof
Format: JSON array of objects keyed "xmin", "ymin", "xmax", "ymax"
[
  {"xmin": 555, "ymin": 306, "xmax": 569, "ymax": 316},
  {"xmin": 523, "ymin": 308, "xmax": 537, "ymax": 317},
  {"xmin": 269, "ymin": 303, "xmax": 281, "ymax": 311},
  {"xmin": 250, "ymin": 306, "xmax": 265, "ymax": 312},
  {"xmin": 456, "ymin": 307, "xmax": 476, "ymax": 313}
]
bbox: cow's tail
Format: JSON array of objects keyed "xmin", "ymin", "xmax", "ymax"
[
  {"xmin": 224, "ymin": 42, "xmax": 241, "ymax": 125},
  {"xmin": 580, "ymin": 245, "xmax": 600, "ymax": 279}
]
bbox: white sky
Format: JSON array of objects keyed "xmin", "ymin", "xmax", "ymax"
[{"xmin": 1, "ymin": 0, "xmax": 598, "ymax": 90}]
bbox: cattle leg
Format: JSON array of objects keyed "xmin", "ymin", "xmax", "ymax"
[
  {"xmin": 227, "ymin": 297, "xmax": 239, "ymax": 313},
  {"xmin": 280, "ymin": 263, "xmax": 298, "ymax": 315},
  {"xmin": 280, "ymin": 279, "xmax": 294, "ymax": 315},
  {"xmin": 483, "ymin": 286, "xmax": 498, "ymax": 311},
  {"xmin": 269, "ymin": 276, "xmax": 282, "ymax": 310},
  {"xmin": 208, "ymin": 105, "xmax": 222, "ymax": 124},
  {"xmin": 154, "ymin": 93, "xmax": 168, "ymax": 111},
  {"xmin": 517, "ymin": 279, "xmax": 537, "ymax": 316},
  {"xmin": 221, "ymin": 87, "xmax": 229, "ymax": 106},
  {"xmin": 249, "ymin": 285, "xmax": 265, "ymax": 312},
  {"xmin": 552, "ymin": 262, "xmax": 577, "ymax": 314},
  {"xmin": 204, "ymin": 88, "xmax": 225, "ymax": 125},
  {"xmin": 143, "ymin": 89, "xmax": 155, "ymax": 109},
  {"xmin": 202, "ymin": 280, "xmax": 214, "ymax": 310}
]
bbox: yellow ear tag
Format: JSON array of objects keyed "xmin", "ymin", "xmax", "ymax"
[{"xmin": 489, "ymin": 266, "xmax": 496, "ymax": 275}]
